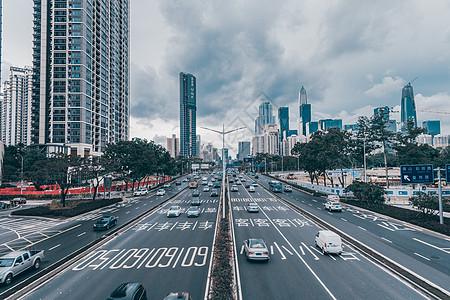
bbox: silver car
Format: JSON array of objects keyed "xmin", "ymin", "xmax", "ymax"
[
  {"xmin": 186, "ymin": 207, "xmax": 200, "ymax": 218},
  {"xmin": 247, "ymin": 203, "xmax": 259, "ymax": 213},
  {"xmin": 244, "ymin": 239, "xmax": 270, "ymax": 261},
  {"xmin": 167, "ymin": 206, "xmax": 181, "ymax": 217}
]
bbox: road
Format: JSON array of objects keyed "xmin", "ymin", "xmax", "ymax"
[
  {"xmin": 0, "ymin": 179, "xmax": 190, "ymax": 295},
  {"xmin": 231, "ymin": 175, "xmax": 427, "ymax": 299},
  {"xmin": 21, "ymin": 176, "xmax": 221, "ymax": 300}
]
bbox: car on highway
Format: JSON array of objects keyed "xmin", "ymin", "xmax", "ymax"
[
  {"xmin": 107, "ymin": 282, "xmax": 147, "ymax": 300},
  {"xmin": 231, "ymin": 185, "xmax": 239, "ymax": 192},
  {"xmin": 163, "ymin": 183, "xmax": 170, "ymax": 188},
  {"xmin": 249, "ymin": 186, "xmax": 255, "ymax": 192},
  {"xmin": 167, "ymin": 206, "xmax": 182, "ymax": 217},
  {"xmin": 211, "ymin": 178, "xmax": 216, "ymax": 182},
  {"xmin": 252, "ymin": 182, "xmax": 258, "ymax": 187},
  {"xmin": 133, "ymin": 188, "xmax": 148, "ymax": 196},
  {"xmin": 324, "ymin": 201, "xmax": 343, "ymax": 212},
  {"xmin": 186, "ymin": 207, "xmax": 200, "ymax": 218},
  {"xmin": 191, "ymin": 197, "xmax": 201, "ymax": 206},
  {"xmin": 182, "ymin": 178, "xmax": 188, "ymax": 182},
  {"xmin": 244, "ymin": 238, "xmax": 270, "ymax": 261},
  {"xmin": 327, "ymin": 195, "xmax": 340, "ymax": 202},
  {"xmin": 208, "ymin": 181, "xmax": 213, "ymax": 187},
  {"xmin": 241, "ymin": 178, "xmax": 246, "ymax": 182},
  {"xmin": 156, "ymin": 189, "xmax": 166, "ymax": 196},
  {"xmin": 210, "ymin": 189, "xmax": 219, "ymax": 197},
  {"xmin": 175, "ymin": 181, "xmax": 181, "ymax": 186},
  {"xmin": 0, "ymin": 249, "xmax": 45, "ymax": 285},
  {"xmin": 254, "ymin": 175, "xmax": 259, "ymax": 179},
  {"xmin": 214, "ymin": 182, "xmax": 221, "ymax": 188},
  {"xmin": 93, "ymin": 216, "xmax": 117, "ymax": 230},
  {"xmin": 247, "ymin": 202, "xmax": 259, "ymax": 213},
  {"xmin": 284, "ymin": 185, "xmax": 292, "ymax": 192},
  {"xmin": 192, "ymin": 190, "xmax": 200, "ymax": 197},
  {"xmin": 203, "ymin": 186, "xmax": 210, "ymax": 192},
  {"xmin": 12, "ymin": 197, "xmax": 27, "ymax": 204},
  {"xmin": 163, "ymin": 292, "xmax": 192, "ymax": 300},
  {"xmin": 244, "ymin": 183, "xmax": 250, "ymax": 188},
  {"xmin": 315, "ymin": 230, "xmax": 343, "ymax": 255}
]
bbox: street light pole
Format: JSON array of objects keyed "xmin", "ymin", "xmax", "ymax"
[
  {"xmin": 437, "ymin": 168, "xmax": 444, "ymax": 225},
  {"xmin": 18, "ymin": 154, "xmax": 24, "ymax": 195},
  {"xmin": 201, "ymin": 125, "xmax": 245, "ymax": 221},
  {"xmin": 363, "ymin": 136, "xmax": 367, "ymax": 183}
]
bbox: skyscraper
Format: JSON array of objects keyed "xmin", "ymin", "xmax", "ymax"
[
  {"xmin": 400, "ymin": 83, "xmax": 417, "ymax": 131},
  {"xmin": 237, "ymin": 141, "xmax": 251, "ymax": 161},
  {"xmin": 278, "ymin": 107, "xmax": 289, "ymax": 140},
  {"xmin": 298, "ymin": 86, "xmax": 311, "ymax": 136},
  {"xmin": 374, "ymin": 106, "xmax": 397, "ymax": 132},
  {"xmin": 422, "ymin": 120, "xmax": 440, "ymax": 138},
  {"xmin": 31, "ymin": 0, "xmax": 130, "ymax": 156},
  {"xmin": 254, "ymin": 101, "xmax": 275, "ymax": 134},
  {"xmin": 180, "ymin": 72, "xmax": 196, "ymax": 158},
  {"xmin": 166, "ymin": 134, "xmax": 179, "ymax": 158},
  {"xmin": 1, "ymin": 66, "xmax": 33, "ymax": 146}
]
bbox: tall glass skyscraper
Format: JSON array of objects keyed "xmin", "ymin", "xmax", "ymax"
[
  {"xmin": 180, "ymin": 72, "xmax": 196, "ymax": 158},
  {"xmin": 400, "ymin": 83, "xmax": 417, "ymax": 131},
  {"xmin": 254, "ymin": 101, "xmax": 275, "ymax": 134},
  {"xmin": 31, "ymin": 0, "xmax": 130, "ymax": 156},
  {"xmin": 278, "ymin": 107, "xmax": 289, "ymax": 139},
  {"xmin": 298, "ymin": 86, "xmax": 311, "ymax": 136}
]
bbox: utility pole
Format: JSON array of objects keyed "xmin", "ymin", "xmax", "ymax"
[{"xmin": 437, "ymin": 168, "xmax": 444, "ymax": 225}]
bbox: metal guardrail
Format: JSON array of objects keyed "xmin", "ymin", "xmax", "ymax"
[{"xmin": 258, "ymin": 175, "xmax": 450, "ymax": 300}]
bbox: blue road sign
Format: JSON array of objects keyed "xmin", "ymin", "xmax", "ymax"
[
  {"xmin": 400, "ymin": 164, "xmax": 434, "ymax": 184},
  {"xmin": 244, "ymin": 157, "xmax": 254, "ymax": 163},
  {"xmin": 446, "ymin": 164, "xmax": 450, "ymax": 183}
]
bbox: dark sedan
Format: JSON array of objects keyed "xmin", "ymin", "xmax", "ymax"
[{"xmin": 93, "ymin": 216, "xmax": 117, "ymax": 230}]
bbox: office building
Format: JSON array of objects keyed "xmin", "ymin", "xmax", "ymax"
[
  {"xmin": 263, "ymin": 124, "xmax": 279, "ymax": 155},
  {"xmin": 319, "ymin": 119, "xmax": 342, "ymax": 131},
  {"xmin": 222, "ymin": 148, "xmax": 229, "ymax": 165},
  {"xmin": 180, "ymin": 72, "xmax": 196, "ymax": 158},
  {"xmin": 400, "ymin": 83, "xmax": 417, "ymax": 131},
  {"xmin": 344, "ymin": 124, "xmax": 358, "ymax": 132},
  {"xmin": 252, "ymin": 135, "xmax": 264, "ymax": 156},
  {"xmin": 373, "ymin": 106, "xmax": 396, "ymax": 132},
  {"xmin": 196, "ymin": 135, "xmax": 201, "ymax": 158},
  {"xmin": 433, "ymin": 134, "xmax": 449, "ymax": 148},
  {"xmin": 237, "ymin": 141, "xmax": 251, "ymax": 161},
  {"xmin": 422, "ymin": 120, "xmax": 440, "ymax": 138},
  {"xmin": 298, "ymin": 86, "xmax": 311, "ymax": 136},
  {"xmin": 278, "ymin": 107, "xmax": 289, "ymax": 140},
  {"xmin": 1, "ymin": 66, "xmax": 33, "ymax": 146},
  {"xmin": 31, "ymin": 0, "xmax": 130, "ymax": 157},
  {"xmin": 166, "ymin": 134, "xmax": 179, "ymax": 158},
  {"xmin": 307, "ymin": 121, "xmax": 319, "ymax": 134},
  {"xmin": 254, "ymin": 101, "xmax": 276, "ymax": 135}
]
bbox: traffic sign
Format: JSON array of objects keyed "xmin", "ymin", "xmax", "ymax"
[
  {"xmin": 244, "ymin": 157, "xmax": 254, "ymax": 163},
  {"xmin": 400, "ymin": 164, "xmax": 434, "ymax": 184},
  {"xmin": 446, "ymin": 164, "xmax": 450, "ymax": 183}
]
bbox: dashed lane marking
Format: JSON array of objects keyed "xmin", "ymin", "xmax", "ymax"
[{"xmin": 414, "ymin": 252, "xmax": 431, "ymax": 261}]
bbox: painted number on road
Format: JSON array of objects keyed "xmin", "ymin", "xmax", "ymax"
[{"xmin": 72, "ymin": 246, "xmax": 209, "ymax": 271}]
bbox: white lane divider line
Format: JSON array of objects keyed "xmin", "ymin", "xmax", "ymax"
[
  {"xmin": 312, "ymin": 200, "xmax": 317, "ymax": 202},
  {"xmin": 270, "ymin": 246, "xmax": 274, "ymax": 255},
  {"xmin": 299, "ymin": 246, "xmax": 305, "ymax": 255},
  {"xmin": 249, "ymin": 219, "xmax": 254, "ymax": 226},
  {"xmin": 192, "ymin": 221, "xmax": 198, "ymax": 230},
  {"xmin": 77, "ymin": 232, "xmax": 86, "ymax": 237},
  {"xmin": 173, "ymin": 248, "xmax": 185, "ymax": 268},
  {"xmin": 328, "ymin": 212, "xmax": 333, "ymax": 215},
  {"xmin": 282, "ymin": 246, "xmax": 294, "ymax": 255},
  {"xmin": 317, "ymin": 207, "xmax": 322, "ymax": 210},
  {"xmin": 341, "ymin": 218, "xmax": 347, "ymax": 222},
  {"xmin": 301, "ymin": 242, "xmax": 319, "ymax": 260},
  {"xmin": 170, "ymin": 222, "xmax": 178, "ymax": 231},
  {"xmin": 240, "ymin": 245, "xmax": 244, "ymax": 255},
  {"xmin": 414, "ymin": 252, "xmax": 431, "ymax": 261},
  {"xmin": 309, "ymin": 246, "xmax": 323, "ymax": 257},
  {"xmin": 377, "ymin": 224, "xmax": 395, "ymax": 231},
  {"xmin": 273, "ymin": 242, "xmax": 287, "ymax": 260},
  {"xmin": 125, "ymin": 211, "xmax": 130, "ymax": 214},
  {"xmin": 413, "ymin": 238, "xmax": 450, "ymax": 254},
  {"xmin": 381, "ymin": 237, "xmax": 393, "ymax": 243},
  {"xmin": 48, "ymin": 244, "xmax": 60, "ymax": 251},
  {"xmin": 309, "ymin": 204, "xmax": 313, "ymax": 206},
  {"xmin": 328, "ymin": 254, "xmax": 336, "ymax": 261},
  {"xmin": 353, "ymin": 214, "xmax": 365, "ymax": 220},
  {"xmin": 358, "ymin": 226, "xmax": 367, "ymax": 231}
]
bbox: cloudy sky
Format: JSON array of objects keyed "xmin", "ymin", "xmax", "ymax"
[{"xmin": 3, "ymin": 0, "xmax": 450, "ymax": 156}]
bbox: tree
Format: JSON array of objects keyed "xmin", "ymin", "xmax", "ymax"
[
  {"xmin": 409, "ymin": 192, "xmax": 448, "ymax": 218},
  {"xmin": 347, "ymin": 181, "xmax": 386, "ymax": 207}
]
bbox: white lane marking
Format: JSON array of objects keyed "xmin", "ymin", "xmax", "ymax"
[
  {"xmin": 353, "ymin": 214, "xmax": 365, "ymax": 220},
  {"xmin": 172, "ymin": 248, "xmax": 185, "ymax": 268},
  {"xmin": 312, "ymin": 200, "xmax": 317, "ymax": 202},
  {"xmin": 377, "ymin": 224, "xmax": 395, "ymax": 232},
  {"xmin": 282, "ymin": 246, "xmax": 294, "ymax": 255},
  {"xmin": 77, "ymin": 232, "xmax": 86, "ymax": 237},
  {"xmin": 317, "ymin": 207, "xmax": 322, "ymax": 210},
  {"xmin": 273, "ymin": 242, "xmax": 287, "ymax": 260},
  {"xmin": 413, "ymin": 238, "xmax": 450, "ymax": 254},
  {"xmin": 328, "ymin": 254, "xmax": 336, "ymax": 261},
  {"xmin": 381, "ymin": 237, "xmax": 393, "ymax": 243},
  {"xmin": 414, "ymin": 252, "xmax": 431, "ymax": 261},
  {"xmin": 328, "ymin": 212, "xmax": 333, "ymax": 215},
  {"xmin": 358, "ymin": 226, "xmax": 367, "ymax": 231},
  {"xmin": 309, "ymin": 204, "xmax": 312, "ymax": 206},
  {"xmin": 299, "ymin": 246, "xmax": 305, "ymax": 255},
  {"xmin": 126, "ymin": 211, "xmax": 130, "ymax": 214},
  {"xmin": 309, "ymin": 246, "xmax": 323, "ymax": 256},
  {"xmin": 143, "ymin": 203, "xmax": 147, "ymax": 206},
  {"xmin": 240, "ymin": 245, "xmax": 244, "ymax": 255},
  {"xmin": 249, "ymin": 219, "xmax": 254, "ymax": 226},
  {"xmin": 302, "ymin": 201, "xmax": 305, "ymax": 203},
  {"xmin": 270, "ymin": 246, "xmax": 274, "ymax": 255},
  {"xmin": 341, "ymin": 218, "xmax": 347, "ymax": 222},
  {"xmin": 301, "ymin": 242, "xmax": 320, "ymax": 260},
  {"xmin": 192, "ymin": 221, "xmax": 198, "ymax": 230},
  {"xmin": 49, "ymin": 244, "xmax": 61, "ymax": 251}
]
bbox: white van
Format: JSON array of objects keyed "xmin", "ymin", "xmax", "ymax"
[{"xmin": 315, "ymin": 230, "xmax": 343, "ymax": 254}]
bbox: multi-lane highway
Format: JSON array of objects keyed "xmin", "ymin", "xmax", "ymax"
[{"xmin": 230, "ymin": 175, "xmax": 429, "ymax": 299}]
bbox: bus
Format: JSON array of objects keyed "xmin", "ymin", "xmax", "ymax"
[
  {"xmin": 189, "ymin": 180, "xmax": 198, "ymax": 189},
  {"xmin": 268, "ymin": 181, "xmax": 283, "ymax": 193}
]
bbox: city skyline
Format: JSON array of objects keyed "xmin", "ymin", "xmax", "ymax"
[{"xmin": 2, "ymin": 1, "xmax": 450, "ymax": 156}]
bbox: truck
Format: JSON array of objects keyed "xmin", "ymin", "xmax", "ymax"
[{"xmin": 0, "ymin": 249, "xmax": 45, "ymax": 285}]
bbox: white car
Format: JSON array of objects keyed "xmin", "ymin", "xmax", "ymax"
[
  {"xmin": 244, "ymin": 239, "xmax": 269, "ymax": 261},
  {"xmin": 163, "ymin": 183, "xmax": 170, "ymax": 188},
  {"xmin": 252, "ymin": 182, "xmax": 258, "ymax": 187},
  {"xmin": 156, "ymin": 189, "xmax": 166, "ymax": 196},
  {"xmin": 203, "ymin": 186, "xmax": 210, "ymax": 192},
  {"xmin": 247, "ymin": 203, "xmax": 259, "ymax": 213},
  {"xmin": 133, "ymin": 189, "xmax": 148, "ymax": 196},
  {"xmin": 231, "ymin": 185, "xmax": 238, "ymax": 192},
  {"xmin": 167, "ymin": 206, "xmax": 181, "ymax": 217},
  {"xmin": 315, "ymin": 230, "xmax": 343, "ymax": 254},
  {"xmin": 284, "ymin": 185, "xmax": 292, "ymax": 192},
  {"xmin": 208, "ymin": 182, "xmax": 213, "ymax": 187},
  {"xmin": 249, "ymin": 186, "xmax": 255, "ymax": 192},
  {"xmin": 324, "ymin": 201, "xmax": 342, "ymax": 212}
]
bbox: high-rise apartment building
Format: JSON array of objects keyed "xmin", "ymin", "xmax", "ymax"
[
  {"xmin": 179, "ymin": 72, "xmax": 196, "ymax": 158},
  {"xmin": 166, "ymin": 134, "xmax": 179, "ymax": 158},
  {"xmin": 237, "ymin": 141, "xmax": 251, "ymax": 161},
  {"xmin": 278, "ymin": 107, "xmax": 289, "ymax": 140},
  {"xmin": 319, "ymin": 119, "xmax": 342, "ymax": 131},
  {"xmin": 298, "ymin": 86, "xmax": 311, "ymax": 136},
  {"xmin": 422, "ymin": 120, "xmax": 440, "ymax": 138},
  {"xmin": 400, "ymin": 83, "xmax": 417, "ymax": 131},
  {"xmin": 31, "ymin": 0, "xmax": 130, "ymax": 156},
  {"xmin": 254, "ymin": 101, "xmax": 276, "ymax": 135},
  {"xmin": 1, "ymin": 66, "xmax": 33, "ymax": 146}
]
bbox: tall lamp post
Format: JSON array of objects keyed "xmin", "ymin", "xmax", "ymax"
[
  {"xmin": 18, "ymin": 154, "xmax": 24, "ymax": 195},
  {"xmin": 201, "ymin": 125, "xmax": 245, "ymax": 220}
]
